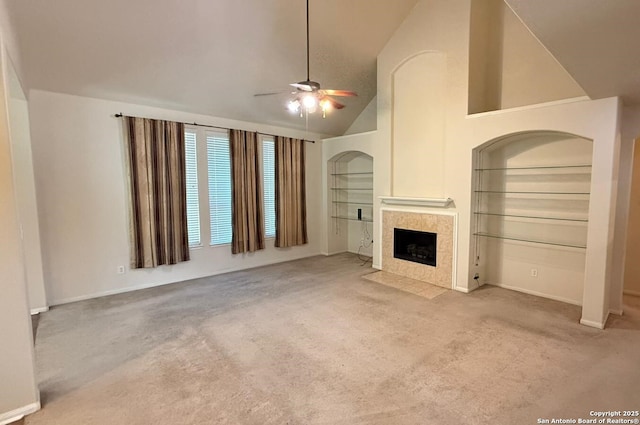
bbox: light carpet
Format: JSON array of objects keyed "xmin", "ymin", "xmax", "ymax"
[{"xmin": 24, "ymin": 254, "xmax": 640, "ymax": 425}]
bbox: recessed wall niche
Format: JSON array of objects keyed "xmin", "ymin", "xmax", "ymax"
[
  {"xmin": 471, "ymin": 131, "xmax": 593, "ymax": 305},
  {"xmin": 327, "ymin": 151, "xmax": 374, "ymax": 257}
]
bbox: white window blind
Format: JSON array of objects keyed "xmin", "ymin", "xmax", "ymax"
[
  {"xmin": 184, "ymin": 130, "xmax": 201, "ymax": 247},
  {"xmin": 207, "ymin": 131, "xmax": 233, "ymax": 245},
  {"xmin": 262, "ymin": 138, "xmax": 276, "ymax": 238}
]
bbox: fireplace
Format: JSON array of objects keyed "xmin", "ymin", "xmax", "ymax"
[
  {"xmin": 382, "ymin": 210, "xmax": 454, "ymax": 288},
  {"xmin": 394, "ymin": 228, "xmax": 437, "ymax": 267}
]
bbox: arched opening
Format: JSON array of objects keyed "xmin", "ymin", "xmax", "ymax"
[
  {"xmin": 471, "ymin": 131, "xmax": 593, "ymax": 305},
  {"xmin": 326, "ymin": 151, "xmax": 374, "ymax": 258}
]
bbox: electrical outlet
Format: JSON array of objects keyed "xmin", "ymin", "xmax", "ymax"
[
  {"xmin": 530, "ymin": 268, "xmax": 538, "ymax": 278},
  {"xmin": 117, "ymin": 265, "xmax": 125, "ymax": 274}
]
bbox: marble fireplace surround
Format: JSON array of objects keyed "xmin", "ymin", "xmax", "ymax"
[{"xmin": 381, "ymin": 208, "xmax": 457, "ymax": 289}]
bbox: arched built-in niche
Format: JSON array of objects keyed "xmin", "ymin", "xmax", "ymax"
[
  {"xmin": 471, "ymin": 131, "xmax": 593, "ymax": 305},
  {"xmin": 327, "ymin": 151, "xmax": 374, "ymax": 257}
]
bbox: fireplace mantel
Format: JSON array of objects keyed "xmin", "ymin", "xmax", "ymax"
[{"xmin": 379, "ymin": 196, "xmax": 453, "ymax": 208}]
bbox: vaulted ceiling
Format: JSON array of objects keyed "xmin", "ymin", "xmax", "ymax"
[
  {"xmin": 6, "ymin": 0, "xmax": 419, "ymax": 136},
  {"xmin": 7, "ymin": 1, "xmax": 640, "ymax": 137}
]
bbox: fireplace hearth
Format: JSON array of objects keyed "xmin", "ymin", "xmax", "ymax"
[{"xmin": 394, "ymin": 228, "xmax": 437, "ymax": 267}]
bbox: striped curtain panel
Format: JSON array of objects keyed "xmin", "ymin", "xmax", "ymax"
[
  {"xmin": 274, "ymin": 136, "xmax": 308, "ymax": 247},
  {"xmin": 124, "ymin": 117, "xmax": 190, "ymax": 268},
  {"xmin": 230, "ymin": 129, "xmax": 265, "ymax": 254}
]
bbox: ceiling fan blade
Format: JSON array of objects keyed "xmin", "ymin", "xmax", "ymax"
[
  {"xmin": 322, "ymin": 96, "xmax": 345, "ymax": 110},
  {"xmin": 322, "ymin": 89, "xmax": 358, "ymax": 97},
  {"xmin": 254, "ymin": 91, "xmax": 288, "ymax": 97}
]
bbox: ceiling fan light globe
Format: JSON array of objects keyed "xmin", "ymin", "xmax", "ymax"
[
  {"xmin": 320, "ymin": 99, "xmax": 331, "ymax": 111},
  {"xmin": 302, "ymin": 94, "xmax": 317, "ymax": 110},
  {"xmin": 287, "ymin": 99, "xmax": 300, "ymax": 113}
]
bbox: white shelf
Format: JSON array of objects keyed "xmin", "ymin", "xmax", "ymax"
[
  {"xmin": 331, "ymin": 166, "xmax": 374, "ymax": 224},
  {"xmin": 473, "ymin": 162, "xmax": 590, "ymax": 249}
]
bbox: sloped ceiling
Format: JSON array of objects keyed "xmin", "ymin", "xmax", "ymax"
[
  {"xmin": 506, "ymin": 0, "xmax": 640, "ymax": 106},
  {"xmin": 6, "ymin": 0, "xmax": 419, "ymax": 136}
]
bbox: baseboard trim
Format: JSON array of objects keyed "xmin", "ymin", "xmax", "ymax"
[
  {"xmin": 30, "ymin": 306, "xmax": 49, "ymax": 315},
  {"xmin": 623, "ymin": 289, "xmax": 640, "ymax": 297},
  {"xmin": 372, "ymin": 263, "xmax": 381, "ymax": 270},
  {"xmin": 50, "ymin": 252, "xmax": 323, "ymax": 306},
  {"xmin": 579, "ymin": 318, "xmax": 605, "ymax": 329},
  {"xmin": 454, "ymin": 286, "xmax": 472, "ymax": 294},
  {"xmin": 0, "ymin": 402, "xmax": 40, "ymax": 425},
  {"xmin": 610, "ymin": 308, "xmax": 624, "ymax": 316},
  {"xmin": 491, "ymin": 283, "xmax": 581, "ymax": 306}
]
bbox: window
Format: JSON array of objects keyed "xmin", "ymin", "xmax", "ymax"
[
  {"xmin": 207, "ymin": 130, "xmax": 233, "ymax": 245},
  {"xmin": 184, "ymin": 130, "xmax": 201, "ymax": 246},
  {"xmin": 186, "ymin": 129, "xmax": 277, "ymax": 247},
  {"xmin": 262, "ymin": 138, "xmax": 276, "ymax": 238}
]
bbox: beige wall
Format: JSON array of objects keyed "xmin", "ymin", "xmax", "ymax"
[
  {"xmin": 468, "ymin": 0, "xmax": 585, "ymax": 114},
  {"xmin": 0, "ymin": 1, "xmax": 41, "ymax": 420},
  {"xmin": 624, "ymin": 138, "xmax": 640, "ymax": 296},
  {"xmin": 606, "ymin": 108, "xmax": 636, "ymax": 313},
  {"xmin": 344, "ymin": 96, "xmax": 377, "ymax": 135},
  {"xmin": 28, "ymin": 90, "xmax": 325, "ymax": 305},
  {"xmin": 0, "ymin": 48, "xmax": 40, "ymax": 422},
  {"xmin": 346, "ymin": 155, "xmax": 374, "ymax": 256},
  {"xmin": 499, "ymin": 1, "xmax": 585, "ymax": 108},
  {"xmin": 392, "ymin": 52, "xmax": 446, "ymax": 198},
  {"xmin": 7, "ymin": 61, "xmax": 47, "ymax": 313},
  {"xmin": 374, "ymin": 0, "xmax": 621, "ymax": 328}
]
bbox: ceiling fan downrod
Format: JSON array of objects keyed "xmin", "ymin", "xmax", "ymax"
[{"xmin": 306, "ymin": 0, "xmax": 310, "ymax": 82}]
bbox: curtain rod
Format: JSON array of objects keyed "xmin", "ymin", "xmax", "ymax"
[{"xmin": 114, "ymin": 113, "xmax": 315, "ymax": 143}]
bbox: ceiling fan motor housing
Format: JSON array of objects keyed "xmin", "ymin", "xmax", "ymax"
[{"xmin": 295, "ymin": 80, "xmax": 321, "ymax": 91}]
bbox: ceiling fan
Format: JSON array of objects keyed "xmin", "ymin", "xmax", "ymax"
[{"xmin": 254, "ymin": 0, "xmax": 357, "ymax": 117}]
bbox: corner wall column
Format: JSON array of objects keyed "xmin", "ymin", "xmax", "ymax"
[{"xmin": 582, "ymin": 129, "xmax": 621, "ymax": 328}]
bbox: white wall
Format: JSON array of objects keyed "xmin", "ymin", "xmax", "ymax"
[
  {"xmin": 0, "ymin": 0, "xmax": 24, "ymax": 83},
  {"xmin": 0, "ymin": 47, "xmax": 40, "ymax": 423},
  {"xmin": 28, "ymin": 90, "xmax": 324, "ymax": 305},
  {"xmin": 374, "ymin": 0, "xmax": 621, "ymax": 328},
  {"xmin": 392, "ymin": 52, "xmax": 446, "ymax": 198},
  {"xmin": 346, "ymin": 155, "xmax": 374, "ymax": 256},
  {"xmin": 7, "ymin": 60, "xmax": 47, "ymax": 313},
  {"xmin": 622, "ymin": 107, "xmax": 640, "ymax": 297},
  {"xmin": 468, "ymin": 0, "xmax": 585, "ymax": 114},
  {"xmin": 623, "ymin": 139, "xmax": 640, "ymax": 296},
  {"xmin": 499, "ymin": 1, "xmax": 585, "ymax": 109},
  {"xmin": 343, "ymin": 96, "xmax": 377, "ymax": 135}
]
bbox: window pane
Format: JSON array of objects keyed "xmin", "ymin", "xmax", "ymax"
[
  {"xmin": 263, "ymin": 138, "xmax": 276, "ymax": 238},
  {"xmin": 185, "ymin": 130, "xmax": 201, "ymax": 246},
  {"xmin": 207, "ymin": 131, "xmax": 233, "ymax": 245}
]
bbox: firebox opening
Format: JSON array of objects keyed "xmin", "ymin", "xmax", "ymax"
[{"xmin": 393, "ymin": 228, "xmax": 437, "ymax": 267}]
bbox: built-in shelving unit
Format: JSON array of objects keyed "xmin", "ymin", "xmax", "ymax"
[
  {"xmin": 330, "ymin": 171, "xmax": 374, "ymax": 223},
  {"xmin": 473, "ymin": 164, "xmax": 591, "ymax": 250},
  {"xmin": 470, "ymin": 132, "xmax": 594, "ymax": 307}
]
